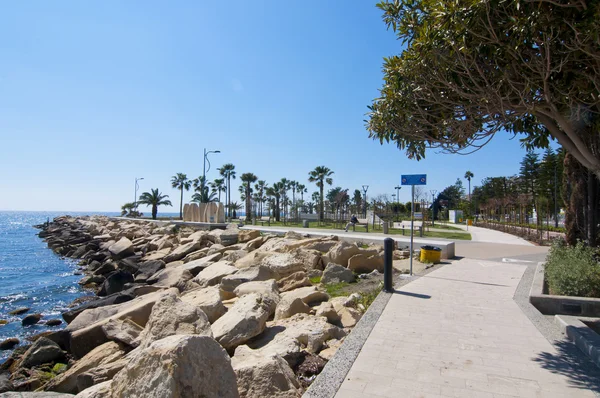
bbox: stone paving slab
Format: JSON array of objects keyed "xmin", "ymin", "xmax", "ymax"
[{"xmin": 335, "ymin": 258, "xmax": 599, "ymax": 398}]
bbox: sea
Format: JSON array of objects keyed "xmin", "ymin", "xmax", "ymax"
[{"xmin": 0, "ymin": 210, "xmax": 179, "ymax": 363}]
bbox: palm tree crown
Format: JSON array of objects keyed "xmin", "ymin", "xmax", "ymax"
[
  {"xmin": 308, "ymin": 166, "xmax": 334, "ymax": 221},
  {"xmin": 137, "ymin": 188, "xmax": 172, "ymax": 220},
  {"xmin": 171, "ymin": 173, "xmax": 191, "ymax": 220}
]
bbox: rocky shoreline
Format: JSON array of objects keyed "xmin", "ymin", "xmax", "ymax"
[{"xmin": 0, "ymin": 216, "xmax": 391, "ymax": 397}]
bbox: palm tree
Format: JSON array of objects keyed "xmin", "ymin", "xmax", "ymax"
[
  {"xmin": 171, "ymin": 173, "xmax": 191, "ymax": 220},
  {"xmin": 464, "ymin": 170, "xmax": 474, "ymax": 217},
  {"xmin": 279, "ymin": 178, "xmax": 290, "ymax": 219},
  {"xmin": 210, "ymin": 178, "xmax": 226, "ymax": 203},
  {"xmin": 464, "ymin": 171, "xmax": 474, "ymax": 201},
  {"xmin": 228, "ymin": 201, "xmax": 243, "ymax": 219},
  {"xmin": 240, "ymin": 173, "xmax": 258, "ymax": 221},
  {"xmin": 137, "ymin": 188, "xmax": 172, "ymax": 220},
  {"xmin": 191, "ymin": 176, "xmax": 216, "ymax": 203},
  {"xmin": 267, "ymin": 183, "xmax": 283, "ymax": 221},
  {"xmin": 308, "ymin": 166, "xmax": 334, "ymax": 221},
  {"xmin": 297, "ymin": 183, "xmax": 307, "ymax": 202},
  {"xmin": 255, "ymin": 180, "xmax": 267, "ymax": 217},
  {"xmin": 218, "ymin": 163, "xmax": 236, "ymax": 218}
]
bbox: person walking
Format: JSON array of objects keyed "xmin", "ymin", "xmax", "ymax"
[{"xmin": 345, "ymin": 215, "xmax": 359, "ymax": 232}]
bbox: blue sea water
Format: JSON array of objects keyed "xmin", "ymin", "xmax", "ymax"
[{"xmin": 0, "ymin": 211, "xmax": 126, "ymax": 363}]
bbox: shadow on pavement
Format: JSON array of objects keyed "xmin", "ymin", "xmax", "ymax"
[
  {"xmin": 533, "ymin": 339, "xmax": 600, "ymax": 393},
  {"xmin": 392, "ymin": 290, "xmax": 431, "ymax": 299}
]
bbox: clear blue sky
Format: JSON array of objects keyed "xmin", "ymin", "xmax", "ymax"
[{"xmin": 0, "ymin": 1, "xmax": 549, "ymax": 212}]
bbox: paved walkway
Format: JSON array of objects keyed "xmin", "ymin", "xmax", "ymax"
[
  {"xmin": 452, "ymin": 224, "xmax": 533, "ymax": 246},
  {"xmin": 335, "ymin": 258, "xmax": 598, "ymax": 398}
]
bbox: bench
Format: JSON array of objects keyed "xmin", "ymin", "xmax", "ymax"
[
  {"xmin": 351, "ymin": 218, "xmax": 369, "ymax": 232},
  {"xmin": 258, "ymin": 216, "xmax": 271, "ymax": 226}
]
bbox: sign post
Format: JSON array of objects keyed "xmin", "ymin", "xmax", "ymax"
[{"xmin": 401, "ymin": 174, "xmax": 427, "ymax": 276}]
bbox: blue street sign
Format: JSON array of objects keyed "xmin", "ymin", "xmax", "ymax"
[{"xmin": 401, "ymin": 174, "xmax": 427, "ymax": 186}]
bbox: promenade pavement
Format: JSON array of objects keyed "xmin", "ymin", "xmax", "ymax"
[{"xmin": 335, "ymin": 256, "xmax": 598, "ymax": 397}]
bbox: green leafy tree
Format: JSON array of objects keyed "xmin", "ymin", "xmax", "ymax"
[
  {"xmin": 171, "ymin": 173, "xmax": 191, "ymax": 220},
  {"xmin": 240, "ymin": 173, "xmax": 258, "ymax": 221},
  {"xmin": 218, "ymin": 163, "xmax": 236, "ymax": 218},
  {"xmin": 137, "ymin": 188, "xmax": 172, "ymax": 220},
  {"xmin": 120, "ymin": 202, "xmax": 142, "ymax": 218},
  {"xmin": 308, "ymin": 166, "xmax": 334, "ymax": 221},
  {"xmin": 368, "ymin": 0, "xmax": 600, "ymax": 181}
]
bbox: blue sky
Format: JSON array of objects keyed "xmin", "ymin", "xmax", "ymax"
[{"xmin": 0, "ymin": 1, "xmax": 549, "ymax": 212}]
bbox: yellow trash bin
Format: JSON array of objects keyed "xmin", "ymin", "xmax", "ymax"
[
  {"xmin": 420, "ymin": 246, "xmax": 442, "ymax": 264},
  {"xmin": 467, "ymin": 219, "xmax": 473, "ymax": 226}
]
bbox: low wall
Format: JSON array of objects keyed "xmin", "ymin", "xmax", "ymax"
[{"xmin": 529, "ymin": 263, "xmax": 600, "ymax": 316}]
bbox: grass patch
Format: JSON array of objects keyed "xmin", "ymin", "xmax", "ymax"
[
  {"xmin": 423, "ymin": 231, "xmax": 471, "ymax": 240},
  {"xmin": 309, "ymin": 276, "xmax": 322, "ymax": 284},
  {"xmin": 324, "ymin": 282, "xmax": 353, "ymax": 297},
  {"xmin": 545, "ymin": 240, "xmax": 600, "ymax": 298},
  {"xmin": 357, "ymin": 283, "xmax": 383, "ymax": 312}
]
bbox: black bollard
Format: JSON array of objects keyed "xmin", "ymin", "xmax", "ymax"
[{"xmin": 383, "ymin": 238, "xmax": 394, "ymax": 292}]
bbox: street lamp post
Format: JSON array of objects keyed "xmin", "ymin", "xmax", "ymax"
[
  {"xmin": 430, "ymin": 189, "xmax": 437, "ymax": 226},
  {"xmin": 394, "ymin": 185, "xmax": 401, "ymax": 203},
  {"xmin": 202, "ymin": 148, "xmax": 221, "ymax": 203},
  {"xmin": 361, "ymin": 185, "xmax": 369, "ymax": 219},
  {"xmin": 134, "ymin": 177, "xmax": 144, "ymax": 211}
]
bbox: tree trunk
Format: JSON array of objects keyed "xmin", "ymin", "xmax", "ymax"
[
  {"xmin": 319, "ymin": 185, "xmax": 324, "ymax": 221},
  {"xmin": 564, "ymin": 153, "xmax": 587, "ymax": 245},
  {"xmin": 152, "ymin": 205, "xmax": 157, "ymax": 220},
  {"xmin": 275, "ymin": 197, "xmax": 280, "ymax": 221},
  {"xmin": 227, "ymin": 177, "xmax": 231, "ymax": 218},
  {"xmin": 246, "ymin": 186, "xmax": 252, "ymax": 222},
  {"xmin": 179, "ymin": 188, "xmax": 184, "ymax": 220},
  {"xmin": 587, "ymin": 170, "xmax": 598, "ymax": 246}
]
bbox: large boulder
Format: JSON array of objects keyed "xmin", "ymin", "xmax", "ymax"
[
  {"xmin": 97, "ymin": 271, "xmax": 134, "ymax": 297},
  {"xmin": 232, "ymin": 348, "xmax": 301, "ymax": 398},
  {"xmin": 108, "ymin": 238, "xmax": 134, "ymax": 260},
  {"xmin": 235, "ymin": 252, "xmax": 309, "ymax": 279},
  {"xmin": 212, "ymin": 293, "xmax": 274, "ymax": 351},
  {"xmin": 208, "ymin": 227, "xmax": 239, "ymax": 247},
  {"xmin": 330, "ymin": 297, "xmax": 362, "ymax": 328},
  {"xmin": 141, "ymin": 248, "xmax": 171, "ymax": 262},
  {"xmin": 22, "ymin": 313, "xmax": 42, "ymax": 326},
  {"xmin": 347, "ymin": 252, "xmax": 384, "ymax": 273},
  {"xmin": 180, "ymin": 253, "xmax": 222, "ymax": 276},
  {"xmin": 146, "ymin": 266, "xmax": 193, "ymax": 291},
  {"xmin": 220, "ymin": 266, "xmax": 276, "ymax": 299},
  {"xmin": 76, "ymin": 359, "xmax": 127, "ymax": 393},
  {"xmin": 162, "ymin": 241, "xmax": 203, "ymax": 263},
  {"xmin": 133, "ymin": 260, "xmax": 165, "ymax": 283},
  {"xmin": 276, "ymin": 271, "xmax": 312, "ymax": 292},
  {"xmin": 322, "ymin": 241, "xmax": 360, "ymax": 267},
  {"xmin": 136, "ymin": 293, "xmax": 212, "ymax": 349},
  {"xmin": 280, "ymin": 286, "xmax": 329, "ymax": 306},
  {"xmin": 0, "ymin": 372, "xmax": 13, "ymax": 393},
  {"xmin": 274, "ymin": 297, "xmax": 311, "ymax": 321},
  {"xmin": 20, "ymin": 337, "xmax": 65, "ymax": 368},
  {"xmin": 321, "ymin": 263, "xmax": 355, "ymax": 284},
  {"xmin": 63, "ymin": 292, "xmax": 134, "ymax": 324},
  {"xmin": 233, "ymin": 280, "xmax": 279, "ymax": 305},
  {"xmin": 69, "ymin": 290, "xmax": 173, "ymax": 358},
  {"xmin": 109, "ymin": 335, "xmax": 239, "ymax": 398},
  {"xmin": 73, "ymin": 380, "xmax": 111, "ymax": 398},
  {"xmin": 180, "ymin": 286, "xmax": 227, "ymax": 324},
  {"xmin": 44, "ymin": 341, "xmax": 126, "ymax": 394},
  {"xmin": 241, "ymin": 314, "xmax": 346, "ymax": 367},
  {"xmin": 193, "ymin": 261, "xmax": 238, "ymax": 288},
  {"xmin": 314, "ymin": 302, "xmax": 340, "ymax": 325},
  {"xmin": 238, "ymin": 229, "xmax": 261, "ymax": 243},
  {"xmin": 101, "ymin": 319, "xmax": 143, "ymax": 347}
]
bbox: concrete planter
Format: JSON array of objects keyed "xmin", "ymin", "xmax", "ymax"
[{"xmin": 529, "ymin": 263, "xmax": 600, "ymax": 317}]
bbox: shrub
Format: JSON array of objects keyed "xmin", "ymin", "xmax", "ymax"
[{"xmin": 544, "ymin": 240, "xmax": 600, "ymax": 298}]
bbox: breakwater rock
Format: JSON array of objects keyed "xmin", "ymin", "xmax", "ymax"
[{"xmin": 0, "ymin": 216, "xmax": 386, "ymax": 397}]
